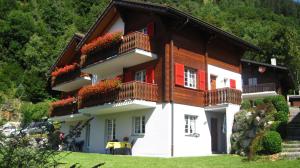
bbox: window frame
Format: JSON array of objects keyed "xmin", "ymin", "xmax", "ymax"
[
  {"xmin": 135, "ymin": 70, "xmax": 146, "ymax": 82},
  {"xmin": 248, "ymin": 77, "xmax": 257, "ymax": 86},
  {"xmin": 184, "ymin": 67, "xmax": 197, "ymax": 89},
  {"xmin": 185, "ymin": 115, "xmax": 197, "ymax": 135},
  {"xmin": 133, "ymin": 116, "xmax": 146, "ymax": 135}
]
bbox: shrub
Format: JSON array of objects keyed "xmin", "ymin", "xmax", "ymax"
[
  {"xmin": 81, "ymin": 31, "xmax": 123, "ymax": 55},
  {"xmin": 274, "ymin": 111, "xmax": 288, "ymax": 123},
  {"xmin": 262, "ymin": 131, "xmax": 282, "ymax": 154},
  {"xmin": 254, "ymin": 99, "xmax": 264, "ymax": 106},
  {"xmin": 264, "ymin": 96, "xmax": 289, "ymax": 114},
  {"xmin": 241, "ymin": 100, "xmax": 251, "ymax": 110},
  {"xmin": 21, "ymin": 101, "xmax": 50, "ymax": 126},
  {"xmin": 51, "ymin": 63, "xmax": 80, "ymax": 77}
]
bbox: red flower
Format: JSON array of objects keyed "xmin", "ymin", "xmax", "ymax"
[
  {"xmin": 78, "ymin": 78, "xmax": 121, "ymax": 107},
  {"xmin": 51, "ymin": 97, "xmax": 76, "ymax": 108},
  {"xmin": 51, "ymin": 63, "xmax": 80, "ymax": 77},
  {"xmin": 81, "ymin": 31, "xmax": 123, "ymax": 55}
]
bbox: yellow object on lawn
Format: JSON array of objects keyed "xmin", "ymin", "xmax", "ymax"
[{"xmin": 106, "ymin": 142, "xmax": 131, "ymax": 149}]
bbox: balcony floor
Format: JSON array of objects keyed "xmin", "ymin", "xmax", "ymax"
[
  {"xmin": 52, "ymin": 76, "xmax": 91, "ymax": 92},
  {"xmin": 242, "ymin": 91, "xmax": 277, "ymax": 100},
  {"xmin": 49, "ymin": 113, "xmax": 90, "ymax": 122},
  {"xmin": 81, "ymin": 49, "xmax": 157, "ymax": 75},
  {"xmin": 79, "ymin": 100, "xmax": 156, "ymax": 115}
]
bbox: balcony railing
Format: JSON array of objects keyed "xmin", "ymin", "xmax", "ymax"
[
  {"xmin": 81, "ymin": 31, "xmax": 152, "ymax": 67},
  {"xmin": 49, "ymin": 101, "xmax": 78, "ymax": 117},
  {"xmin": 242, "ymin": 83, "xmax": 276, "ymax": 93},
  {"xmin": 51, "ymin": 69, "xmax": 82, "ymax": 87},
  {"xmin": 204, "ymin": 88, "xmax": 242, "ymax": 106},
  {"xmin": 79, "ymin": 81, "xmax": 158, "ymax": 109}
]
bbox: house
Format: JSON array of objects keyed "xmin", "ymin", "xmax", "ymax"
[
  {"xmin": 48, "ymin": 0, "xmax": 259, "ymax": 157},
  {"xmin": 241, "ymin": 58, "xmax": 294, "ymax": 100}
]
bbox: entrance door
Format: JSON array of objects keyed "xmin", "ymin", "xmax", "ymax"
[
  {"xmin": 210, "ymin": 75, "xmax": 217, "ymax": 90},
  {"xmin": 105, "ymin": 119, "xmax": 116, "ymax": 142},
  {"xmin": 211, "ymin": 118, "xmax": 218, "ymax": 153}
]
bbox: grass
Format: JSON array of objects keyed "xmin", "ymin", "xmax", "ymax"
[{"xmin": 58, "ymin": 152, "xmax": 300, "ymax": 168}]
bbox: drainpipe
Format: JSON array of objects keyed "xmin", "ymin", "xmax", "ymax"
[{"xmin": 170, "ymin": 38, "xmax": 174, "ymax": 157}]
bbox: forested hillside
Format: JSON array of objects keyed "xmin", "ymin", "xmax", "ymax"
[{"xmin": 0, "ymin": 0, "xmax": 300, "ymax": 124}]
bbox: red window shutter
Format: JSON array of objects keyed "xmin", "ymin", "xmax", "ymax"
[
  {"xmin": 124, "ymin": 71, "xmax": 133, "ymax": 82},
  {"xmin": 147, "ymin": 22, "xmax": 154, "ymax": 37},
  {"xmin": 230, "ymin": 79, "xmax": 236, "ymax": 89},
  {"xmin": 198, "ymin": 70, "xmax": 206, "ymax": 91},
  {"xmin": 175, "ymin": 63, "xmax": 184, "ymax": 86},
  {"xmin": 146, "ymin": 67, "xmax": 155, "ymax": 83}
]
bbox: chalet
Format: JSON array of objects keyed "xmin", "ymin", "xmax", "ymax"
[
  {"xmin": 48, "ymin": 0, "xmax": 259, "ymax": 157},
  {"xmin": 241, "ymin": 58, "xmax": 294, "ymax": 100}
]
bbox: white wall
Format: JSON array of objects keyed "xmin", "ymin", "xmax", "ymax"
[
  {"xmin": 207, "ymin": 64, "xmax": 242, "ymax": 90},
  {"xmin": 225, "ymin": 104, "xmax": 241, "ymax": 153},
  {"xmin": 172, "ymin": 103, "xmax": 212, "ymax": 157},
  {"xmin": 88, "ymin": 103, "xmax": 172, "ymax": 157},
  {"xmin": 106, "ymin": 17, "xmax": 124, "ymax": 34}
]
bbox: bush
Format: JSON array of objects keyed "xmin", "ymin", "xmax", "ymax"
[
  {"xmin": 241, "ymin": 100, "xmax": 251, "ymax": 110},
  {"xmin": 275, "ymin": 111, "xmax": 288, "ymax": 123},
  {"xmin": 21, "ymin": 101, "xmax": 50, "ymax": 126},
  {"xmin": 262, "ymin": 131, "xmax": 282, "ymax": 154},
  {"xmin": 254, "ymin": 99, "xmax": 264, "ymax": 106},
  {"xmin": 264, "ymin": 96, "xmax": 289, "ymax": 114}
]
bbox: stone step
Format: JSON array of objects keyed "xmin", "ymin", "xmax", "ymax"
[
  {"xmin": 280, "ymin": 152, "xmax": 300, "ymax": 159},
  {"xmin": 282, "ymin": 148, "xmax": 300, "ymax": 152},
  {"xmin": 283, "ymin": 140, "xmax": 300, "ymax": 144},
  {"xmin": 282, "ymin": 143, "xmax": 300, "ymax": 148}
]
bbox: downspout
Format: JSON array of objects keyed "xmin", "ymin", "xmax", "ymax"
[{"xmin": 170, "ymin": 38, "xmax": 174, "ymax": 157}]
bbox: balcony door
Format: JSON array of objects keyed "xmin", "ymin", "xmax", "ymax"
[
  {"xmin": 105, "ymin": 119, "xmax": 116, "ymax": 142},
  {"xmin": 210, "ymin": 75, "xmax": 217, "ymax": 90}
]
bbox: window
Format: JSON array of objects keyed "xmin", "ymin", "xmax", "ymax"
[
  {"xmin": 185, "ymin": 115, "xmax": 197, "ymax": 135},
  {"xmin": 184, "ymin": 67, "xmax": 197, "ymax": 89},
  {"xmin": 140, "ymin": 27, "xmax": 148, "ymax": 35},
  {"xmin": 248, "ymin": 78, "xmax": 257, "ymax": 86},
  {"xmin": 85, "ymin": 124, "xmax": 90, "ymax": 148},
  {"xmin": 135, "ymin": 70, "xmax": 146, "ymax": 82},
  {"xmin": 106, "ymin": 119, "xmax": 116, "ymax": 141},
  {"xmin": 133, "ymin": 116, "xmax": 145, "ymax": 135}
]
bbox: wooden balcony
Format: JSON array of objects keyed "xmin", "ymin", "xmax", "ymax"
[
  {"xmin": 79, "ymin": 81, "xmax": 158, "ymax": 110},
  {"xmin": 204, "ymin": 88, "xmax": 242, "ymax": 106},
  {"xmin": 243, "ymin": 83, "xmax": 276, "ymax": 93},
  {"xmin": 81, "ymin": 32, "xmax": 157, "ymax": 75},
  {"xmin": 51, "ymin": 70, "xmax": 91, "ymax": 92},
  {"xmin": 49, "ymin": 101, "xmax": 78, "ymax": 117}
]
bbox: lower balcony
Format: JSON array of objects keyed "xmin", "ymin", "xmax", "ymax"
[
  {"xmin": 49, "ymin": 98, "xmax": 88, "ymax": 122},
  {"xmin": 242, "ymin": 83, "xmax": 277, "ymax": 99},
  {"xmin": 204, "ymin": 88, "xmax": 242, "ymax": 106},
  {"xmin": 79, "ymin": 81, "xmax": 158, "ymax": 115}
]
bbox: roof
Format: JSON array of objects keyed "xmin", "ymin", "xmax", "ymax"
[
  {"xmin": 77, "ymin": 0, "xmax": 259, "ymax": 51},
  {"xmin": 241, "ymin": 58, "xmax": 288, "ymax": 71},
  {"xmin": 48, "ymin": 33, "xmax": 84, "ymax": 74}
]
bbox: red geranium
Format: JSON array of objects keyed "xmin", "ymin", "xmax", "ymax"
[
  {"xmin": 51, "ymin": 63, "xmax": 80, "ymax": 77},
  {"xmin": 78, "ymin": 78, "xmax": 121, "ymax": 106},
  {"xmin": 81, "ymin": 31, "xmax": 123, "ymax": 55},
  {"xmin": 51, "ymin": 97, "xmax": 76, "ymax": 108}
]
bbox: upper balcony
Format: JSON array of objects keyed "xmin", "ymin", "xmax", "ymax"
[
  {"xmin": 51, "ymin": 63, "xmax": 91, "ymax": 92},
  {"xmin": 242, "ymin": 83, "xmax": 277, "ymax": 99},
  {"xmin": 80, "ymin": 31, "xmax": 157, "ymax": 76},
  {"xmin": 79, "ymin": 81, "xmax": 158, "ymax": 115}
]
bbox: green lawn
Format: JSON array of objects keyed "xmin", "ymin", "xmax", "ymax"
[{"xmin": 58, "ymin": 152, "xmax": 300, "ymax": 168}]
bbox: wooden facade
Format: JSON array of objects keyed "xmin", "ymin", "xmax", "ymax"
[{"xmin": 49, "ymin": 0, "xmax": 258, "ymax": 114}]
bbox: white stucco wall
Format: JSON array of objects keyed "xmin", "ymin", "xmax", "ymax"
[
  {"xmin": 225, "ymin": 104, "xmax": 241, "ymax": 153},
  {"xmin": 172, "ymin": 103, "xmax": 211, "ymax": 157},
  {"xmin": 106, "ymin": 17, "xmax": 124, "ymax": 34},
  {"xmin": 88, "ymin": 103, "xmax": 172, "ymax": 157},
  {"xmin": 207, "ymin": 64, "xmax": 242, "ymax": 90}
]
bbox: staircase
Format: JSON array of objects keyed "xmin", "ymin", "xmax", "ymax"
[{"xmin": 281, "ymin": 107, "xmax": 300, "ymax": 159}]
